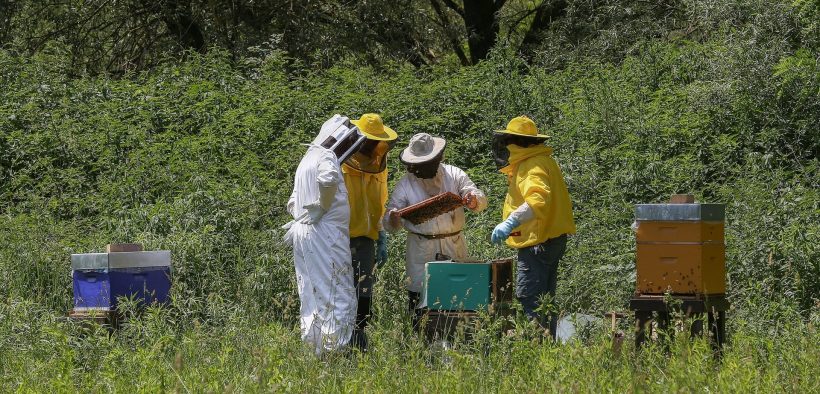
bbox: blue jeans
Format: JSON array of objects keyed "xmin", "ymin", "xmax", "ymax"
[{"xmin": 516, "ymin": 234, "xmax": 567, "ymax": 338}]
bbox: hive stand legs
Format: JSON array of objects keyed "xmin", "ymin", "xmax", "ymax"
[
  {"xmin": 708, "ymin": 310, "xmax": 726, "ymax": 355},
  {"xmin": 656, "ymin": 311, "xmax": 671, "ymax": 337},
  {"xmin": 631, "ymin": 295, "xmax": 728, "ymax": 355},
  {"xmin": 689, "ymin": 315, "xmax": 704, "ymax": 338},
  {"xmin": 634, "ymin": 311, "xmax": 653, "ymax": 348}
]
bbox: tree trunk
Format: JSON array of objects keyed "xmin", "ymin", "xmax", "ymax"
[
  {"xmin": 162, "ymin": 0, "xmax": 206, "ymax": 52},
  {"xmin": 519, "ymin": 0, "xmax": 567, "ymax": 57},
  {"xmin": 430, "ymin": 0, "xmax": 470, "ymax": 66},
  {"xmin": 462, "ymin": 0, "xmax": 501, "ymax": 63}
]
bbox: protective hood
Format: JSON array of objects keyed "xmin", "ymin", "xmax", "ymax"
[
  {"xmin": 492, "ymin": 133, "xmax": 511, "ymax": 169},
  {"xmin": 314, "ymin": 114, "xmax": 367, "ymax": 164},
  {"xmin": 493, "ymin": 132, "xmax": 549, "ymax": 169},
  {"xmin": 499, "ymin": 144, "xmax": 553, "ymax": 174},
  {"xmin": 346, "ymin": 138, "xmax": 396, "ymax": 173},
  {"xmin": 402, "ymin": 152, "xmax": 443, "ymax": 179}
]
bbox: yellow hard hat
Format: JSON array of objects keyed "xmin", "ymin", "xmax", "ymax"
[
  {"xmin": 495, "ymin": 116, "xmax": 549, "ymax": 139},
  {"xmin": 351, "ymin": 113, "xmax": 398, "ymax": 141}
]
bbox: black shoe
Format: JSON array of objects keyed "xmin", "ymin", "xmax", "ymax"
[
  {"xmin": 356, "ymin": 297, "xmax": 372, "ymax": 331},
  {"xmin": 407, "ymin": 291, "xmax": 421, "ymax": 312}
]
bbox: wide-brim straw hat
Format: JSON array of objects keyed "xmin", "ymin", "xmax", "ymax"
[
  {"xmin": 351, "ymin": 113, "xmax": 398, "ymax": 141},
  {"xmin": 400, "ymin": 133, "xmax": 446, "ymax": 164},
  {"xmin": 494, "ymin": 116, "xmax": 549, "ymax": 139}
]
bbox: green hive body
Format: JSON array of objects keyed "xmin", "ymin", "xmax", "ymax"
[{"xmin": 423, "ymin": 262, "xmax": 492, "ymax": 311}]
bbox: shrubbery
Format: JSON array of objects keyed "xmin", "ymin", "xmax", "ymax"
[
  {"xmin": 2, "ymin": 34, "xmax": 817, "ymax": 322},
  {"xmin": 0, "ymin": 3, "xmax": 818, "ymax": 388}
]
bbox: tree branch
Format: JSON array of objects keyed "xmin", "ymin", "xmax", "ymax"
[
  {"xmin": 430, "ymin": 0, "xmax": 469, "ymax": 66},
  {"xmin": 441, "ymin": 0, "xmax": 464, "ymax": 18},
  {"xmin": 505, "ymin": 4, "xmax": 543, "ymax": 37},
  {"xmin": 519, "ymin": 0, "xmax": 567, "ymax": 56}
]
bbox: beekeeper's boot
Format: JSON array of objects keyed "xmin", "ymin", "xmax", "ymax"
[
  {"xmin": 352, "ymin": 296, "xmax": 371, "ymax": 351},
  {"xmin": 408, "ymin": 291, "xmax": 422, "ymax": 330}
]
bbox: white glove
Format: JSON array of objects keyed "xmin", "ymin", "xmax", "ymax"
[
  {"xmin": 296, "ymin": 184, "xmax": 337, "ymax": 225},
  {"xmin": 298, "ymin": 201, "xmax": 326, "ymax": 224}
]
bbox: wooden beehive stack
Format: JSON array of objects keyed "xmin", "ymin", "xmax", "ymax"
[{"xmin": 634, "ymin": 194, "xmax": 726, "ymax": 295}]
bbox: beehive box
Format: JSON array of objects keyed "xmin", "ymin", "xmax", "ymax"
[
  {"xmin": 71, "ymin": 253, "xmax": 111, "ymax": 309},
  {"xmin": 109, "ymin": 251, "xmax": 172, "ymax": 307},
  {"xmin": 423, "ymin": 259, "xmax": 514, "ymax": 311},
  {"xmin": 424, "ymin": 261, "xmax": 491, "ymax": 311},
  {"xmin": 71, "ymin": 250, "xmax": 172, "ymax": 309},
  {"xmin": 635, "ymin": 203, "xmax": 726, "ymax": 295},
  {"xmin": 636, "ymin": 221, "xmax": 724, "ymax": 243},
  {"xmin": 490, "ymin": 258, "xmax": 514, "ymax": 303}
]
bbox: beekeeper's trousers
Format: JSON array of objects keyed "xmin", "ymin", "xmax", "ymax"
[
  {"xmin": 516, "ymin": 234, "xmax": 567, "ymax": 339},
  {"xmin": 350, "ymin": 236, "xmax": 376, "ymax": 332}
]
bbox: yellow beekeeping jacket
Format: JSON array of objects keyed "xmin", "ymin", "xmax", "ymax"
[
  {"xmin": 342, "ymin": 164, "xmax": 388, "ymax": 240},
  {"xmin": 500, "ymin": 145, "xmax": 576, "ymax": 248}
]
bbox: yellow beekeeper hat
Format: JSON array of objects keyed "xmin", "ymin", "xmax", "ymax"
[
  {"xmin": 495, "ymin": 116, "xmax": 549, "ymax": 139},
  {"xmin": 351, "ymin": 113, "xmax": 398, "ymax": 141}
]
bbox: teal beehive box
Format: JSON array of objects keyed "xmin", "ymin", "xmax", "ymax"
[{"xmin": 424, "ymin": 261, "xmax": 491, "ymax": 311}]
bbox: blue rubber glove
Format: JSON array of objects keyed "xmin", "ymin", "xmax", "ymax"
[
  {"xmin": 375, "ymin": 230, "xmax": 388, "ymax": 267},
  {"xmin": 491, "ymin": 217, "xmax": 520, "ymax": 244}
]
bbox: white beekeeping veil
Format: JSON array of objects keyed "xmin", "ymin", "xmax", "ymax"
[{"xmin": 312, "ymin": 114, "xmax": 366, "ymax": 163}]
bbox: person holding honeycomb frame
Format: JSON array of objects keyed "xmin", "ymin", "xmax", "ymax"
[{"xmin": 384, "ymin": 133, "xmax": 488, "ymax": 327}]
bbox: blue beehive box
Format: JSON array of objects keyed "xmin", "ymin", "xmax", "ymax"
[
  {"xmin": 423, "ymin": 261, "xmax": 491, "ymax": 311},
  {"xmin": 71, "ymin": 253, "xmax": 112, "ymax": 309},
  {"xmin": 71, "ymin": 251, "xmax": 171, "ymax": 309}
]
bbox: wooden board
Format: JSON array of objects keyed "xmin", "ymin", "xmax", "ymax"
[
  {"xmin": 636, "ymin": 221, "xmax": 724, "ymax": 243},
  {"xmin": 398, "ymin": 192, "xmax": 464, "ymax": 225},
  {"xmin": 669, "ymin": 194, "xmax": 695, "ymax": 204},
  {"xmin": 68, "ymin": 308, "xmax": 120, "ymax": 327},
  {"xmin": 106, "ymin": 243, "xmax": 143, "ymax": 253},
  {"xmin": 491, "ymin": 259, "xmax": 514, "ymax": 303}
]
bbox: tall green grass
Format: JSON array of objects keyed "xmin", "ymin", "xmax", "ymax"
[{"xmin": 2, "ymin": 299, "xmax": 819, "ymax": 391}]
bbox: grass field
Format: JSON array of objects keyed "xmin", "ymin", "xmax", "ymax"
[{"xmin": 2, "ymin": 298, "xmax": 819, "ymax": 392}]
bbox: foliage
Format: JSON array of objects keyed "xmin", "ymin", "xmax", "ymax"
[
  {"xmin": 5, "ymin": 0, "xmax": 814, "ymax": 73},
  {"xmin": 1, "ymin": 18, "xmax": 819, "ymax": 317},
  {"xmin": 0, "ymin": 0, "xmax": 442, "ymax": 73},
  {"xmin": 0, "ymin": 0, "xmax": 818, "ymax": 390}
]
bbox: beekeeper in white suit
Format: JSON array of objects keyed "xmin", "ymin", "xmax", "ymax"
[
  {"xmin": 284, "ymin": 114, "xmax": 365, "ymax": 355},
  {"xmin": 383, "ymin": 133, "xmax": 487, "ymax": 326}
]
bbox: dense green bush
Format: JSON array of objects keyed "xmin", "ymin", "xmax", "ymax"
[{"xmin": 2, "ymin": 34, "xmax": 817, "ymax": 320}]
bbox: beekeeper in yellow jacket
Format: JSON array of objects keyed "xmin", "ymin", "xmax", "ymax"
[
  {"xmin": 490, "ymin": 116, "xmax": 576, "ymax": 339},
  {"xmin": 341, "ymin": 113, "xmax": 397, "ymax": 350}
]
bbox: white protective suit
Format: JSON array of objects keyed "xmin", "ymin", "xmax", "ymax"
[
  {"xmin": 383, "ymin": 163, "xmax": 488, "ymax": 294},
  {"xmin": 285, "ymin": 144, "xmax": 357, "ymax": 355}
]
